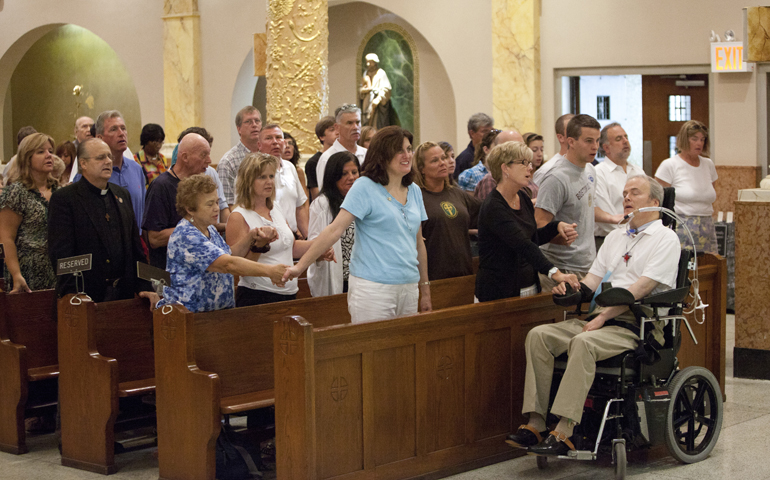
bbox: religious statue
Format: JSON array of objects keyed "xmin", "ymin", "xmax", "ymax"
[{"xmin": 359, "ymin": 53, "xmax": 392, "ymax": 128}]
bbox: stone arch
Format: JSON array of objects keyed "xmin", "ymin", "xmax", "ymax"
[{"xmin": 1, "ymin": 24, "xmax": 141, "ymax": 159}]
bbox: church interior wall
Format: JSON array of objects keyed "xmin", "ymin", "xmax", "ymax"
[{"xmin": 540, "ymin": 0, "xmax": 758, "ymax": 170}]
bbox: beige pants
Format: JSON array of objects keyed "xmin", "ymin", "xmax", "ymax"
[
  {"xmin": 538, "ymin": 269, "xmax": 587, "ymax": 293},
  {"xmin": 522, "ymin": 318, "xmax": 639, "ymax": 424}
]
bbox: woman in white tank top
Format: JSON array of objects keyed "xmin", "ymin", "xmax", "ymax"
[{"xmin": 226, "ymin": 153, "xmax": 334, "ymax": 307}]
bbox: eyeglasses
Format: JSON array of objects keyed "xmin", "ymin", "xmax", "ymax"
[
  {"xmin": 491, "ymin": 128, "xmax": 502, "ymax": 135},
  {"xmin": 508, "ymin": 159, "xmax": 532, "ymax": 167}
]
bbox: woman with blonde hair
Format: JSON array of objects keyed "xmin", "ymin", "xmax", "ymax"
[
  {"xmin": 414, "ymin": 141, "xmax": 480, "ymax": 280},
  {"xmin": 654, "ymin": 120, "xmax": 718, "ymax": 253},
  {"xmin": 475, "ymin": 141, "xmax": 579, "ymax": 302},
  {"xmin": 0, "ymin": 133, "xmax": 59, "ymax": 292},
  {"xmin": 226, "ymin": 153, "xmax": 333, "ymax": 306}
]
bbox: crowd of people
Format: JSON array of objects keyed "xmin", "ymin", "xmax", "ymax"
[{"xmin": 0, "ymin": 101, "xmax": 720, "ymax": 456}]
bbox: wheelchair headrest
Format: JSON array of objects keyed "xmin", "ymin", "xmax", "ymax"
[{"xmin": 662, "ymin": 187, "xmax": 676, "ymax": 228}]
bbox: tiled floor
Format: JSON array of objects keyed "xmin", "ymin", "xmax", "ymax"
[{"xmin": 3, "ymin": 315, "xmax": 769, "ymax": 480}]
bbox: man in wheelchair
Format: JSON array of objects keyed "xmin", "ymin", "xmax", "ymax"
[{"xmin": 507, "ymin": 174, "xmax": 681, "ymax": 456}]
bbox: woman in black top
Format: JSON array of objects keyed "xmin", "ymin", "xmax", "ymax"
[{"xmin": 475, "ymin": 142, "xmax": 580, "ymax": 302}]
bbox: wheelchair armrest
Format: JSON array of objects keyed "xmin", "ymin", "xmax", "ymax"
[
  {"xmin": 595, "ymin": 287, "xmax": 636, "ymax": 307},
  {"xmin": 552, "ymin": 282, "xmax": 593, "ymax": 307},
  {"xmin": 640, "ymin": 286, "xmax": 690, "ymax": 306}
]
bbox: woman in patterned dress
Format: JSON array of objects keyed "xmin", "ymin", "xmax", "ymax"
[
  {"xmin": 135, "ymin": 123, "xmax": 168, "ymax": 186},
  {"xmin": 0, "ymin": 133, "xmax": 59, "ymax": 293},
  {"xmin": 307, "ymin": 151, "xmax": 360, "ymax": 296},
  {"xmin": 155, "ymin": 174, "xmax": 288, "ymax": 313}
]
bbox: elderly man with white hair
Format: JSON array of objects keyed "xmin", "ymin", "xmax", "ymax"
[{"xmin": 359, "ymin": 53, "xmax": 392, "ymax": 128}]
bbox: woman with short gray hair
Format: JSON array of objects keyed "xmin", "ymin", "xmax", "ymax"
[{"xmin": 475, "ymin": 142, "xmax": 580, "ymax": 302}]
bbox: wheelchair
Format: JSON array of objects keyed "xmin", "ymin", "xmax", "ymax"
[{"xmin": 532, "ymin": 198, "xmax": 723, "ymax": 479}]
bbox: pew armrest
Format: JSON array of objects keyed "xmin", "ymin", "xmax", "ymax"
[
  {"xmin": 28, "ymin": 365, "xmax": 59, "ymax": 382},
  {"xmin": 220, "ymin": 390, "xmax": 275, "ymax": 415},
  {"xmin": 118, "ymin": 378, "xmax": 156, "ymax": 398}
]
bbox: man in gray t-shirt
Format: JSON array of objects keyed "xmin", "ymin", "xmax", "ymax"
[{"xmin": 535, "ymin": 114, "xmax": 602, "ymax": 290}]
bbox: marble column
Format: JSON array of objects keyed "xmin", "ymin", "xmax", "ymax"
[
  {"xmin": 492, "ymin": 0, "xmax": 540, "ymax": 133},
  {"xmin": 745, "ymin": 6, "xmax": 770, "ymax": 63},
  {"xmin": 162, "ymin": 0, "xmax": 202, "ymax": 143},
  {"xmin": 266, "ymin": 0, "xmax": 329, "ymax": 154},
  {"xmin": 733, "ymin": 189, "xmax": 770, "ymax": 379}
]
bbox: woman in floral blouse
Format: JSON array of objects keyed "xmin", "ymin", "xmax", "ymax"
[
  {"xmin": 155, "ymin": 174, "xmax": 289, "ymax": 313},
  {"xmin": 0, "ymin": 133, "xmax": 59, "ymax": 292}
]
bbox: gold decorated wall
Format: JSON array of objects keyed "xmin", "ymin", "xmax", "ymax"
[
  {"xmin": 265, "ymin": 0, "xmax": 329, "ymax": 154},
  {"xmin": 7, "ymin": 25, "xmax": 141, "ymax": 157}
]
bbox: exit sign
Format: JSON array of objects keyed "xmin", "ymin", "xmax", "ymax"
[{"xmin": 711, "ymin": 42, "xmax": 754, "ymax": 72}]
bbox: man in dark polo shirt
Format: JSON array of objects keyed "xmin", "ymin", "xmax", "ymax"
[
  {"xmin": 143, "ymin": 133, "xmax": 211, "ymax": 269},
  {"xmin": 454, "ymin": 112, "xmax": 494, "ymax": 180},
  {"xmin": 48, "ymin": 138, "xmax": 156, "ymax": 304}
]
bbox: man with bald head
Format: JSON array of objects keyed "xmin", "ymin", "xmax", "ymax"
[
  {"xmin": 143, "ymin": 133, "xmax": 212, "ymax": 268},
  {"xmin": 472, "ymin": 129, "xmax": 524, "ymax": 201},
  {"xmin": 74, "ymin": 116, "xmax": 94, "ymax": 147}
]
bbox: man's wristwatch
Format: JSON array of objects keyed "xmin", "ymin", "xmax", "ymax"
[{"xmin": 547, "ymin": 267, "xmax": 559, "ymax": 280}]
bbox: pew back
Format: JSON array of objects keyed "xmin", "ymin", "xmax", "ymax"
[
  {"xmin": 0, "ymin": 289, "xmax": 58, "ymax": 454},
  {"xmin": 274, "ymin": 293, "xmax": 564, "ymax": 480},
  {"xmin": 58, "ymin": 295, "xmax": 155, "ymax": 474}
]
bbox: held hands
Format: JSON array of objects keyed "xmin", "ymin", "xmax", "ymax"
[
  {"xmin": 557, "ymin": 222, "xmax": 579, "ymax": 246},
  {"xmin": 252, "ymin": 226, "xmax": 278, "ymax": 247},
  {"xmin": 10, "ymin": 275, "xmax": 32, "ymax": 294},
  {"xmin": 550, "ymin": 272, "xmax": 581, "ymax": 295},
  {"xmin": 270, "ymin": 264, "xmax": 289, "ymax": 287},
  {"xmin": 282, "ymin": 264, "xmax": 303, "ymax": 284}
]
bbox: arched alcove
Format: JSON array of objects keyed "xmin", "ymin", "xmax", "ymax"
[
  {"xmin": 2, "ymin": 24, "xmax": 141, "ymax": 159},
  {"xmin": 230, "ymin": 48, "xmax": 267, "ymax": 148},
  {"xmin": 358, "ymin": 23, "xmax": 417, "ymax": 137},
  {"xmin": 329, "ymin": 2, "xmax": 456, "ymax": 147}
]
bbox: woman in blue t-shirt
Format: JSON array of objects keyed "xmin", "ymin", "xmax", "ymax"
[
  {"xmin": 284, "ymin": 126, "xmax": 432, "ymax": 323},
  {"xmin": 155, "ymin": 174, "xmax": 289, "ymax": 313}
]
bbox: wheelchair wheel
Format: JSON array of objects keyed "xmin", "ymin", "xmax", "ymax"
[
  {"xmin": 536, "ymin": 455, "xmax": 548, "ymax": 470},
  {"xmin": 665, "ymin": 366, "xmax": 722, "ymax": 464},
  {"xmin": 613, "ymin": 441, "xmax": 626, "ymax": 480}
]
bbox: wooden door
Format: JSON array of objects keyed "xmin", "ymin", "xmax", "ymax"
[{"xmin": 642, "ymin": 74, "xmax": 709, "ymax": 175}]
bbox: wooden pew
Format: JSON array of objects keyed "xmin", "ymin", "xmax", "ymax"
[
  {"xmin": 273, "ymin": 254, "xmax": 727, "ymax": 480},
  {"xmin": 152, "ymin": 273, "xmax": 475, "ymax": 480},
  {"xmin": 678, "ymin": 253, "xmax": 727, "ymax": 396},
  {"xmin": 57, "ymin": 294, "xmax": 156, "ymax": 474},
  {"xmin": 0, "ymin": 289, "xmax": 58, "ymax": 454}
]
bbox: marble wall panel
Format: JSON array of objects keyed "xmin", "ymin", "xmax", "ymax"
[
  {"xmin": 162, "ymin": 4, "xmax": 201, "ymax": 143},
  {"xmin": 734, "ymin": 201, "xmax": 770, "ymax": 350},
  {"xmin": 492, "ymin": 0, "xmax": 539, "ymax": 133},
  {"xmin": 745, "ymin": 6, "xmax": 770, "ymax": 63},
  {"xmin": 713, "ymin": 166, "xmax": 761, "ymax": 216}
]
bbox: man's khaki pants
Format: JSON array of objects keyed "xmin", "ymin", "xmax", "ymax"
[{"xmin": 522, "ymin": 318, "xmax": 639, "ymax": 424}]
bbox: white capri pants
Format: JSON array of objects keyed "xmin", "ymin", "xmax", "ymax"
[{"xmin": 347, "ymin": 275, "xmax": 419, "ymax": 323}]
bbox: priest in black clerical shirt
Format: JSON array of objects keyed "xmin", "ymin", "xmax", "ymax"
[{"xmin": 48, "ymin": 138, "xmax": 157, "ymax": 305}]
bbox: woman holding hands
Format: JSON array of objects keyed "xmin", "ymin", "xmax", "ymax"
[
  {"xmin": 475, "ymin": 141, "xmax": 581, "ymax": 302},
  {"xmin": 284, "ymin": 126, "xmax": 431, "ymax": 323}
]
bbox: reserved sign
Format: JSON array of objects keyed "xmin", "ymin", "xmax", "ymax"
[{"xmin": 57, "ymin": 254, "xmax": 92, "ymax": 275}]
